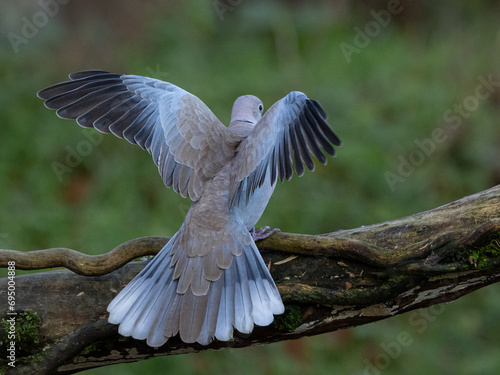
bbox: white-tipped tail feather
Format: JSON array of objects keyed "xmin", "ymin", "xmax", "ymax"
[{"xmin": 107, "ymin": 230, "xmax": 284, "ymax": 347}]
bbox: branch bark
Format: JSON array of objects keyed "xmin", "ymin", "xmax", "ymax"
[{"xmin": 1, "ymin": 185, "xmax": 500, "ymax": 374}]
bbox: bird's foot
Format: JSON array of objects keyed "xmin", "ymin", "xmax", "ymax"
[{"xmin": 250, "ymin": 226, "xmax": 280, "ymax": 241}]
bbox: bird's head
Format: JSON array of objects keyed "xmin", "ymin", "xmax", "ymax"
[{"xmin": 228, "ymin": 95, "xmax": 263, "ymax": 138}]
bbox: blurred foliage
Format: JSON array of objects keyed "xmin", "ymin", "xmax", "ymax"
[{"xmin": 1, "ymin": 0, "xmax": 500, "ymax": 374}]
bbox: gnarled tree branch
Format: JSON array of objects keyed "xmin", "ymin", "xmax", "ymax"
[
  {"xmin": 1, "ymin": 185, "xmax": 500, "ymax": 374},
  {"xmin": 0, "ymin": 237, "xmax": 168, "ymax": 276}
]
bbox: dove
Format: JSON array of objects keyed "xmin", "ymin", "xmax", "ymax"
[{"xmin": 37, "ymin": 70, "xmax": 341, "ymax": 347}]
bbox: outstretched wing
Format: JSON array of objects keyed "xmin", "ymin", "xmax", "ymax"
[
  {"xmin": 38, "ymin": 70, "xmax": 237, "ymax": 201},
  {"xmin": 230, "ymin": 91, "xmax": 341, "ymax": 206}
]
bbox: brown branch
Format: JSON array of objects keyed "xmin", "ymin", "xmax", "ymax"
[
  {"xmin": 0, "ymin": 237, "xmax": 168, "ymax": 276},
  {"xmin": 1, "ymin": 185, "xmax": 500, "ymax": 374}
]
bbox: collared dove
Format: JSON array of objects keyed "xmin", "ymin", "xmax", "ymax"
[{"xmin": 37, "ymin": 70, "xmax": 341, "ymax": 347}]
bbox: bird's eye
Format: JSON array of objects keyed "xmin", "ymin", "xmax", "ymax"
[{"xmin": 258, "ymin": 104, "xmax": 263, "ymax": 112}]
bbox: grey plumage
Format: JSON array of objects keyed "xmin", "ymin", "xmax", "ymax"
[{"xmin": 38, "ymin": 70, "xmax": 341, "ymax": 346}]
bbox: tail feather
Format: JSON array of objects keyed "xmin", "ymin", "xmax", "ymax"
[
  {"xmin": 233, "ymin": 254, "xmax": 254, "ymax": 334},
  {"xmin": 119, "ymin": 265, "xmax": 173, "ymax": 337},
  {"xmin": 111, "ymin": 280, "xmax": 153, "ymax": 329},
  {"xmin": 215, "ymin": 271, "xmax": 234, "ymax": 341},
  {"xmin": 203, "ymin": 249, "xmax": 222, "ymax": 281},
  {"xmin": 191, "ymin": 261, "xmax": 211, "ymax": 296},
  {"xmin": 198, "ymin": 274, "xmax": 223, "ymax": 344},
  {"xmin": 108, "ymin": 237, "xmax": 178, "ymax": 339},
  {"xmin": 107, "ymin": 241, "xmax": 171, "ymax": 314},
  {"xmin": 180, "ymin": 290, "xmax": 209, "ymax": 343},
  {"xmin": 245, "ymin": 245, "xmax": 273, "ymax": 326},
  {"xmin": 247, "ymin": 240, "xmax": 284, "ymax": 315},
  {"xmin": 163, "ymin": 293, "xmax": 181, "ymax": 338},
  {"xmin": 130, "ymin": 267, "xmax": 176, "ymax": 340},
  {"xmin": 107, "ymin": 229, "xmax": 284, "ymax": 347},
  {"xmin": 142, "ymin": 285, "xmax": 176, "ymax": 343},
  {"xmin": 176, "ymin": 256, "xmax": 200, "ymax": 294}
]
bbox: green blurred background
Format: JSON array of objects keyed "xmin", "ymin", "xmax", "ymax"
[{"xmin": 1, "ymin": 0, "xmax": 500, "ymax": 374}]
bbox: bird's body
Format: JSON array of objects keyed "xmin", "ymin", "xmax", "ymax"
[
  {"xmin": 232, "ymin": 167, "xmax": 276, "ymax": 229},
  {"xmin": 38, "ymin": 70, "xmax": 341, "ymax": 347}
]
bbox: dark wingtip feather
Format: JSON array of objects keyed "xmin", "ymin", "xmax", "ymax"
[
  {"xmin": 37, "ymin": 85, "xmax": 64, "ymax": 100},
  {"xmin": 68, "ymin": 70, "xmax": 111, "ymax": 80},
  {"xmin": 306, "ymin": 100, "xmax": 341, "ymax": 147},
  {"xmin": 56, "ymin": 106, "xmax": 78, "ymax": 120},
  {"xmin": 309, "ymin": 99, "xmax": 327, "ymax": 119},
  {"xmin": 36, "ymin": 89, "xmax": 48, "ymax": 100},
  {"xmin": 37, "ymin": 71, "xmax": 119, "ymax": 101},
  {"xmin": 289, "ymin": 130, "xmax": 305, "ymax": 176}
]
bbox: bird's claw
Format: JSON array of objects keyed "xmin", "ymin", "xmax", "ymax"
[{"xmin": 250, "ymin": 226, "xmax": 280, "ymax": 241}]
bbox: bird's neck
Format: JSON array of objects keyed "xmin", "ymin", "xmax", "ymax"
[{"xmin": 228, "ymin": 120, "xmax": 254, "ymax": 140}]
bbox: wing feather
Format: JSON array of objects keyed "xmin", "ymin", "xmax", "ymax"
[
  {"xmin": 230, "ymin": 91, "xmax": 341, "ymax": 206},
  {"xmin": 38, "ymin": 70, "xmax": 238, "ymax": 201}
]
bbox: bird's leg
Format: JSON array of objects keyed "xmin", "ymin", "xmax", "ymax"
[{"xmin": 250, "ymin": 226, "xmax": 280, "ymax": 241}]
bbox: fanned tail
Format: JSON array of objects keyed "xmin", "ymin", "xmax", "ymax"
[{"xmin": 107, "ymin": 229, "xmax": 284, "ymax": 347}]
